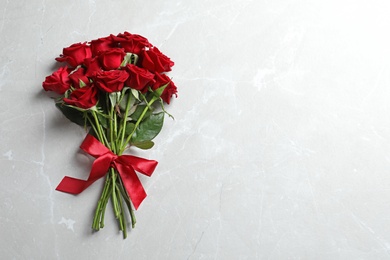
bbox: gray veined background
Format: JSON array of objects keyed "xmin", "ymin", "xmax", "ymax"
[{"xmin": 1, "ymin": 0, "xmax": 390, "ymax": 259}]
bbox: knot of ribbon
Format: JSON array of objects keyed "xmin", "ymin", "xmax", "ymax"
[{"xmin": 56, "ymin": 134, "xmax": 158, "ymax": 209}]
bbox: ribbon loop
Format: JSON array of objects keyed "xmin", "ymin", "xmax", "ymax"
[{"xmin": 56, "ymin": 134, "xmax": 158, "ymax": 209}]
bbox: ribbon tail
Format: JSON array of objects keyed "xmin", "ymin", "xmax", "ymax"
[
  {"xmin": 56, "ymin": 153, "xmax": 113, "ymax": 195},
  {"xmin": 116, "ymin": 163, "xmax": 147, "ymax": 210},
  {"xmin": 56, "ymin": 176, "xmax": 94, "ymax": 194},
  {"xmin": 118, "ymin": 155, "xmax": 158, "ymax": 177}
]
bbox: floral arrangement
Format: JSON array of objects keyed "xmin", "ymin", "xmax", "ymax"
[{"xmin": 42, "ymin": 32, "xmax": 177, "ymax": 238}]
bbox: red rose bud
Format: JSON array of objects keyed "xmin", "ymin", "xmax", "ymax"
[
  {"xmin": 125, "ymin": 64, "xmax": 155, "ymax": 93},
  {"xmin": 95, "ymin": 70, "xmax": 129, "ymax": 93},
  {"xmin": 69, "ymin": 67, "xmax": 89, "ymax": 88},
  {"xmin": 111, "ymin": 32, "xmax": 151, "ymax": 55},
  {"xmin": 90, "ymin": 35, "xmax": 115, "ymax": 56},
  {"xmin": 42, "ymin": 66, "xmax": 71, "ymax": 94},
  {"xmin": 141, "ymin": 47, "xmax": 174, "ymax": 73},
  {"xmin": 63, "ymin": 84, "xmax": 98, "ymax": 109},
  {"xmin": 56, "ymin": 42, "xmax": 92, "ymax": 67},
  {"xmin": 152, "ymin": 73, "xmax": 177, "ymax": 104},
  {"xmin": 98, "ymin": 48, "xmax": 126, "ymax": 71}
]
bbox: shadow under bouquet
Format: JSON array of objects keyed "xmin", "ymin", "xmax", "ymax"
[{"xmin": 42, "ymin": 32, "xmax": 177, "ymax": 238}]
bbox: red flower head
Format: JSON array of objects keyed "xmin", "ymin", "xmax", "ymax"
[
  {"xmin": 63, "ymin": 84, "xmax": 98, "ymax": 109},
  {"xmin": 95, "ymin": 70, "xmax": 129, "ymax": 93},
  {"xmin": 84, "ymin": 57, "xmax": 102, "ymax": 78},
  {"xmin": 98, "ymin": 48, "xmax": 126, "ymax": 71},
  {"xmin": 141, "ymin": 47, "xmax": 174, "ymax": 73},
  {"xmin": 55, "ymin": 42, "xmax": 92, "ymax": 67},
  {"xmin": 125, "ymin": 64, "xmax": 155, "ymax": 93},
  {"xmin": 111, "ymin": 32, "xmax": 151, "ymax": 55},
  {"xmin": 90, "ymin": 35, "xmax": 115, "ymax": 56},
  {"xmin": 42, "ymin": 66, "xmax": 71, "ymax": 94},
  {"xmin": 152, "ymin": 73, "xmax": 177, "ymax": 104},
  {"xmin": 69, "ymin": 67, "xmax": 90, "ymax": 88}
]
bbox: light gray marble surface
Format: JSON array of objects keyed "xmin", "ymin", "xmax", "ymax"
[{"xmin": 2, "ymin": 0, "xmax": 390, "ymax": 259}]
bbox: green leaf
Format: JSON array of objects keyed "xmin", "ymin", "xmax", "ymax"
[
  {"xmin": 153, "ymin": 83, "xmax": 169, "ymax": 98},
  {"xmin": 97, "ymin": 112, "xmax": 108, "ymax": 129},
  {"xmin": 124, "ymin": 122, "xmax": 135, "ymax": 136},
  {"xmin": 129, "ymin": 105, "xmax": 151, "ymax": 121},
  {"xmin": 130, "ymin": 53, "xmax": 139, "ymax": 64},
  {"xmin": 131, "ymin": 89, "xmax": 140, "ymax": 101},
  {"xmin": 55, "ymin": 102, "xmax": 87, "ymax": 127},
  {"xmin": 120, "ymin": 53, "xmax": 139, "ymax": 67},
  {"xmin": 120, "ymin": 53, "xmax": 131, "ymax": 67},
  {"xmin": 79, "ymin": 79, "xmax": 87, "ymax": 88},
  {"xmin": 109, "ymin": 92, "xmax": 120, "ymax": 107},
  {"xmin": 131, "ymin": 112, "xmax": 164, "ymax": 143},
  {"xmin": 132, "ymin": 140, "xmax": 154, "ymax": 150},
  {"xmin": 119, "ymin": 89, "xmax": 137, "ymax": 111}
]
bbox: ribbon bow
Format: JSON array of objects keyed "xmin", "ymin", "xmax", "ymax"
[{"xmin": 56, "ymin": 134, "xmax": 158, "ymax": 209}]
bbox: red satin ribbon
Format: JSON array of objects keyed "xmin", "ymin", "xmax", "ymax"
[{"xmin": 56, "ymin": 134, "xmax": 158, "ymax": 209}]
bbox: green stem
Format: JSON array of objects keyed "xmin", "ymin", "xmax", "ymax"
[
  {"xmin": 113, "ymin": 108, "xmax": 118, "ymax": 152},
  {"xmin": 130, "ymin": 205, "xmax": 136, "ymax": 228},
  {"xmin": 92, "ymin": 175, "xmax": 111, "ymax": 230},
  {"xmin": 119, "ymin": 95, "xmax": 158, "ymax": 155},
  {"xmin": 99, "ymin": 184, "xmax": 111, "ymax": 228},
  {"xmin": 91, "ymin": 110, "xmax": 110, "ymax": 149},
  {"xmin": 117, "ymin": 177, "xmax": 136, "ymax": 228},
  {"xmin": 109, "ymin": 103, "xmax": 116, "ymax": 153},
  {"xmin": 116, "ymin": 184, "xmax": 127, "ymax": 238},
  {"xmin": 91, "ymin": 91, "xmax": 158, "ymax": 238},
  {"xmin": 86, "ymin": 115, "xmax": 99, "ymax": 137},
  {"xmin": 110, "ymin": 168, "xmax": 119, "ymax": 218},
  {"xmin": 119, "ymin": 91, "xmax": 133, "ymax": 154}
]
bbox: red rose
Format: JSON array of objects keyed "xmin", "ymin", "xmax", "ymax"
[
  {"xmin": 141, "ymin": 47, "xmax": 174, "ymax": 73},
  {"xmin": 111, "ymin": 32, "xmax": 151, "ymax": 55},
  {"xmin": 99, "ymin": 48, "xmax": 126, "ymax": 71},
  {"xmin": 84, "ymin": 57, "xmax": 102, "ymax": 77},
  {"xmin": 69, "ymin": 67, "xmax": 90, "ymax": 88},
  {"xmin": 55, "ymin": 42, "xmax": 92, "ymax": 67},
  {"xmin": 152, "ymin": 73, "xmax": 177, "ymax": 104},
  {"xmin": 90, "ymin": 35, "xmax": 115, "ymax": 56},
  {"xmin": 63, "ymin": 84, "xmax": 98, "ymax": 109},
  {"xmin": 42, "ymin": 66, "xmax": 71, "ymax": 94},
  {"xmin": 95, "ymin": 70, "xmax": 129, "ymax": 93},
  {"xmin": 124, "ymin": 64, "xmax": 155, "ymax": 93}
]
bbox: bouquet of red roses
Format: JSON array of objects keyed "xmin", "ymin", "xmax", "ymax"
[{"xmin": 42, "ymin": 32, "xmax": 177, "ymax": 238}]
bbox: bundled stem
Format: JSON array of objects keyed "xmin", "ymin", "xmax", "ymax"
[{"xmin": 90, "ymin": 89, "xmax": 159, "ymax": 239}]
